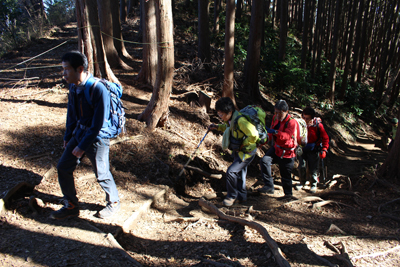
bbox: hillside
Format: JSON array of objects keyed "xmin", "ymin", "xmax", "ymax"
[{"xmin": 0, "ymin": 19, "xmax": 399, "ymax": 267}]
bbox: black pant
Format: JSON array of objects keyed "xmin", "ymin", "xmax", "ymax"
[{"xmin": 260, "ymin": 147, "xmax": 295, "ymax": 196}]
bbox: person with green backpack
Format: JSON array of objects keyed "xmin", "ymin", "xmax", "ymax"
[{"xmin": 209, "ymin": 97, "xmax": 265, "ymax": 206}]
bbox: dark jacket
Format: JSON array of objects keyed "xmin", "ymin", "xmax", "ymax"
[{"xmin": 64, "ymin": 74, "xmax": 110, "ymax": 151}]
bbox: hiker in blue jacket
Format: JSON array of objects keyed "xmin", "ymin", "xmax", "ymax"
[{"xmin": 50, "ymin": 51, "xmax": 120, "ymax": 220}]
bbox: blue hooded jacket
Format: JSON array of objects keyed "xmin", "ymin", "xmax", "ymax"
[{"xmin": 64, "ymin": 74, "xmax": 110, "ymax": 151}]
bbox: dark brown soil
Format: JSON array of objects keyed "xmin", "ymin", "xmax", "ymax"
[{"xmin": 0, "ymin": 21, "xmax": 400, "ymax": 267}]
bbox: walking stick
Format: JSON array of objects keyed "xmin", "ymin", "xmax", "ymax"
[{"xmin": 178, "ymin": 130, "xmax": 210, "ymax": 177}]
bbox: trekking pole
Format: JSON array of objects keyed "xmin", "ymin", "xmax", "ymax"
[
  {"xmin": 178, "ymin": 130, "xmax": 210, "ymax": 177},
  {"xmin": 320, "ymin": 153, "xmax": 326, "ymax": 185}
]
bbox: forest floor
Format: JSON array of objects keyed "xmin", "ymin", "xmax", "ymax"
[{"xmin": 1, "ymin": 16, "xmax": 400, "ymax": 267}]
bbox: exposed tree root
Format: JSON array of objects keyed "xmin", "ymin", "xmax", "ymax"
[
  {"xmin": 110, "ymin": 135, "xmax": 143, "ymax": 146},
  {"xmin": 319, "ymin": 190, "xmax": 361, "ymax": 198},
  {"xmin": 184, "ymin": 165, "xmax": 222, "ymax": 179},
  {"xmin": 324, "ymin": 241, "xmax": 353, "ymax": 267},
  {"xmin": 351, "ymin": 244, "xmax": 400, "ymax": 260},
  {"xmin": 199, "ymin": 197, "xmax": 291, "ymax": 267}
]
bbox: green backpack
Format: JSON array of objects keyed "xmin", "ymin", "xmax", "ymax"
[{"xmin": 234, "ymin": 105, "xmax": 268, "ymax": 147}]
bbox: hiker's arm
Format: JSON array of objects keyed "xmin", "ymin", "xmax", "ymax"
[
  {"xmin": 216, "ymin": 123, "xmax": 228, "ymax": 132},
  {"xmin": 319, "ymin": 123, "xmax": 330, "ymax": 150},
  {"xmin": 78, "ymin": 85, "xmax": 108, "ymax": 151},
  {"xmin": 64, "ymin": 88, "xmax": 77, "ymax": 143}
]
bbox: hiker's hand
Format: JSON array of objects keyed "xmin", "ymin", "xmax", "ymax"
[
  {"xmin": 266, "ymin": 128, "xmax": 278, "ymax": 135},
  {"xmin": 319, "ymin": 149, "xmax": 327, "ymax": 159},
  {"xmin": 208, "ymin": 124, "xmax": 218, "ymax": 130},
  {"xmin": 72, "ymin": 147, "xmax": 84, "ymax": 158},
  {"xmin": 63, "ymin": 140, "xmax": 68, "ymax": 149}
]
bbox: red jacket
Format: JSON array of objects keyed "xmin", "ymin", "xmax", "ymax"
[
  {"xmin": 269, "ymin": 114, "xmax": 300, "ymax": 158},
  {"xmin": 307, "ymin": 118, "xmax": 330, "ymax": 151}
]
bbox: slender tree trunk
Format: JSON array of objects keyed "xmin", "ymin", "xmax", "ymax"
[
  {"xmin": 236, "ymin": 0, "xmax": 243, "ymax": 21},
  {"xmin": 76, "ymin": 0, "xmax": 94, "ymax": 74},
  {"xmin": 222, "ymin": 0, "xmax": 237, "ymax": 106},
  {"xmin": 243, "ymin": 0, "xmax": 264, "ymax": 101},
  {"xmin": 120, "ymin": 0, "xmax": 127, "ymax": 23},
  {"xmin": 278, "ymin": 0, "xmax": 288, "ymax": 61},
  {"xmin": 213, "ymin": 0, "xmax": 221, "ymax": 33},
  {"xmin": 300, "ymin": 0, "xmax": 311, "ymax": 68},
  {"xmin": 137, "ymin": 0, "xmax": 158, "ymax": 88},
  {"xmin": 357, "ymin": 0, "xmax": 370, "ymax": 83},
  {"xmin": 328, "ymin": 0, "xmax": 343, "ymax": 105},
  {"xmin": 350, "ymin": 0, "xmax": 364, "ymax": 86},
  {"xmin": 86, "ymin": 0, "xmax": 119, "ymax": 83},
  {"xmin": 198, "ymin": 0, "xmax": 211, "ymax": 65},
  {"xmin": 139, "ymin": 0, "xmax": 174, "ymax": 129},
  {"xmin": 111, "ymin": 0, "xmax": 133, "ymax": 63},
  {"xmin": 338, "ymin": 0, "xmax": 358, "ymax": 100}
]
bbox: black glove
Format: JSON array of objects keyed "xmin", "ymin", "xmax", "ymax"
[{"xmin": 266, "ymin": 127, "xmax": 278, "ymax": 135}]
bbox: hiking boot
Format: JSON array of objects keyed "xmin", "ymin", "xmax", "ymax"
[
  {"xmin": 309, "ymin": 186, "xmax": 317, "ymax": 194},
  {"xmin": 257, "ymin": 186, "xmax": 274, "ymax": 194},
  {"xmin": 98, "ymin": 201, "xmax": 121, "ymax": 219},
  {"xmin": 222, "ymin": 198, "xmax": 235, "ymax": 207},
  {"xmin": 50, "ymin": 200, "xmax": 79, "ymax": 220}
]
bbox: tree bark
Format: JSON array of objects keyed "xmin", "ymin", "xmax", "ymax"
[
  {"xmin": 112, "ymin": 0, "xmax": 133, "ymax": 62},
  {"xmin": 243, "ymin": 0, "xmax": 264, "ymax": 101},
  {"xmin": 213, "ymin": 0, "xmax": 221, "ymax": 34},
  {"xmin": 328, "ymin": 0, "xmax": 343, "ymax": 105},
  {"xmin": 198, "ymin": 0, "xmax": 211, "ymax": 65},
  {"xmin": 120, "ymin": 0, "xmax": 127, "ymax": 23},
  {"xmin": 222, "ymin": 0, "xmax": 237, "ymax": 106},
  {"xmin": 137, "ymin": 0, "xmax": 158, "ymax": 88},
  {"xmin": 87, "ymin": 0, "xmax": 119, "ymax": 83},
  {"xmin": 278, "ymin": 0, "xmax": 288, "ymax": 61},
  {"xmin": 138, "ymin": 0, "xmax": 174, "ymax": 130}
]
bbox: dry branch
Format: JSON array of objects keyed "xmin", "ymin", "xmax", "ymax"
[
  {"xmin": 184, "ymin": 165, "xmax": 222, "ymax": 179},
  {"xmin": 165, "ymin": 129, "xmax": 197, "ymax": 145},
  {"xmin": 324, "ymin": 241, "xmax": 353, "ymax": 267},
  {"xmin": 319, "ymin": 190, "xmax": 361, "ymax": 198},
  {"xmin": 198, "ymin": 198, "xmax": 291, "ymax": 267}
]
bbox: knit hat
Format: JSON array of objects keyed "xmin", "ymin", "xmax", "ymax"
[{"xmin": 391, "ymin": 118, "xmax": 398, "ymax": 124}]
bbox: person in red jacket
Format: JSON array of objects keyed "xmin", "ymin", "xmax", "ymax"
[
  {"xmin": 258, "ymin": 100, "xmax": 301, "ymax": 200},
  {"xmin": 296, "ymin": 107, "xmax": 330, "ymax": 193}
]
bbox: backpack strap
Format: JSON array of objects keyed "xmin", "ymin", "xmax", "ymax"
[{"xmin": 84, "ymin": 77, "xmax": 100, "ymax": 106}]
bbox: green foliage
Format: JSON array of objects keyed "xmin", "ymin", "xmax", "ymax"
[
  {"xmin": 0, "ymin": 0, "xmax": 24, "ymax": 55},
  {"xmin": 45, "ymin": 0, "xmax": 75, "ymax": 26}
]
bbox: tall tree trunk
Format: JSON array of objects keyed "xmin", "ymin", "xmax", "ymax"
[
  {"xmin": 213, "ymin": 0, "xmax": 221, "ymax": 33},
  {"xmin": 243, "ymin": 0, "xmax": 264, "ymax": 101},
  {"xmin": 76, "ymin": 0, "xmax": 94, "ymax": 74},
  {"xmin": 97, "ymin": 0, "xmax": 123, "ymax": 68},
  {"xmin": 300, "ymin": 0, "xmax": 311, "ymax": 68},
  {"xmin": 338, "ymin": 0, "xmax": 358, "ymax": 100},
  {"xmin": 137, "ymin": 0, "xmax": 158, "ymax": 88},
  {"xmin": 127, "ymin": 0, "xmax": 139, "ymax": 15},
  {"xmin": 350, "ymin": 0, "xmax": 364, "ymax": 86},
  {"xmin": 139, "ymin": 0, "xmax": 174, "ymax": 129},
  {"xmin": 236, "ymin": 0, "xmax": 243, "ymax": 21},
  {"xmin": 222, "ymin": 0, "xmax": 237, "ymax": 106},
  {"xmin": 328, "ymin": 0, "xmax": 343, "ymax": 105},
  {"xmin": 86, "ymin": 0, "xmax": 119, "ymax": 83},
  {"xmin": 278, "ymin": 0, "xmax": 288, "ymax": 61},
  {"xmin": 111, "ymin": 0, "xmax": 133, "ymax": 63},
  {"xmin": 356, "ymin": 0, "xmax": 370, "ymax": 83},
  {"xmin": 198, "ymin": 0, "xmax": 211, "ymax": 65},
  {"xmin": 311, "ymin": 0, "xmax": 324, "ymax": 78},
  {"xmin": 120, "ymin": 0, "xmax": 127, "ymax": 23}
]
